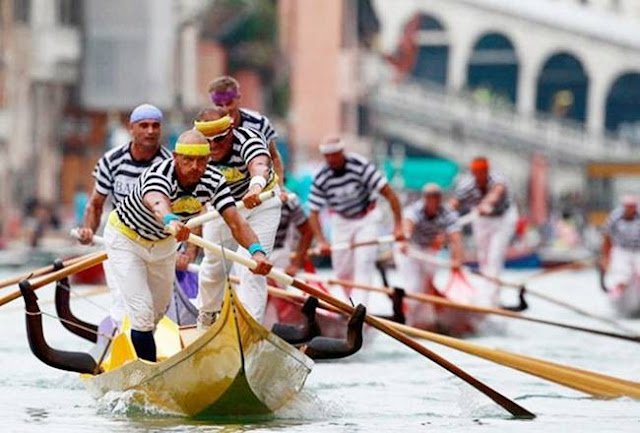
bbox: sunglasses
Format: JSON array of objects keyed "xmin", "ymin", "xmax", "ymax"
[{"xmin": 206, "ymin": 129, "xmax": 231, "ymax": 143}]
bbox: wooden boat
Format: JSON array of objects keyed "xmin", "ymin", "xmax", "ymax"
[{"xmin": 21, "ymin": 280, "xmax": 314, "ymax": 418}]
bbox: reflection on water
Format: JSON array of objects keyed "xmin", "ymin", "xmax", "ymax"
[{"xmin": 1, "ymin": 268, "xmax": 639, "ymax": 432}]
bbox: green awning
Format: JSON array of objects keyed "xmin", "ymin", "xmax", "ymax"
[{"xmin": 383, "ymin": 157, "xmax": 459, "ymax": 191}]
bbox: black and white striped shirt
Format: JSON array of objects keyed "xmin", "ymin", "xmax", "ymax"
[
  {"xmin": 239, "ymin": 108, "xmax": 277, "ymax": 144},
  {"xmin": 208, "ymin": 127, "xmax": 274, "ymax": 201},
  {"xmin": 454, "ymin": 172, "xmax": 511, "ymax": 217},
  {"xmin": 406, "ymin": 202, "xmax": 460, "ymax": 247},
  {"xmin": 603, "ymin": 206, "xmax": 640, "ymax": 250},
  {"xmin": 308, "ymin": 153, "xmax": 387, "ymax": 218},
  {"xmin": 274, "ymin": 193, "xmax": 308, "ymax": 249},
  {"xmin": 116, "ymin": 159, "xmax": 235, "ymax": 241},
  {"xmin": 93, "ymin": 142, "xmax": 171, "ymax": 204}
]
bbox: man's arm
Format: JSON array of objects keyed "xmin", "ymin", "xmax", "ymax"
[
  {"xmin": 478, "ymin": 184, "xmax": 506, "ymax": 215},
  {"xmin": 287, "ymin": 220, "xmax": 314, "ymax": 275},
  {"xmin": 142, "ymin": 191, "xmax": 190, "ymax": 241},
  {"xmin": 76, "ymin": 189, "xmax": 107, "ymax": 244},
  {"xmin": 379, "ymin": 184, "xmax": 405, "ymax": 240},
  {"xmin": 268, "ymin": 141, "xmax": 285, "ymax": 186},
  {"xmin": 243, "ymin": 155, "xmax": 272, "ymax": 209},
  {"xmin": 398, "ymin": 218, "xmax": 414, "ymax": 254},
  {"xmin": 309, "ymin": 209, "xmax": 331, "ymax": 255},
  {"xmin": 220, "ymin": 205, "xmax": 272, "ymax": 275},
  {"xmin": 601, "ymin": 233, "xmax": 612, "ymax": 271}
]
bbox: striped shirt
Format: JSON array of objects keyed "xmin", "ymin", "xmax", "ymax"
[
  {"xmin": 92, "ymin": 142, "xmax": 171, "ymax": 204},
  {"xmin": 603, "ymin": 206, "xmax": 640, "ymax": 250},
  {"xmin": 309, "ymin": 153, "xmax": 388, "ymax": 218},
  {"xmin": 208, "ymin": 127, "xmax": 274, "ymax": 201},
  {"xmin": 238, "ymin": 108, "xmax": 277, "ymax": 144},
  {"xmin": 274, "ymin": 193, "xmax": 308, "ymax": 249},
  {"xmin": 406, "ymin": 202, "xmax": 460, "ymax": 247},
  {"xmin": 116, "ymin": 159, "xmax": 235, "ymax": 241},
  {"xmin": 453, "ymin": 172, "xmax": 511, "ymax": 217}
]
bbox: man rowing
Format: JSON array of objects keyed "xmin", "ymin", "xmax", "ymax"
[
  {"xmin": 396, "ymin": 183, "xmax": 464, "ymax": 328},
  {"xmin": 308, "ymin": 136, "xmax": 404, "ymax": 305},
  {"xmin": 601, "ymin": 195, "xmax": 640, "ymax": 310},
  {"xmin": 449, "ymin": 157, "xmax": 517, "ymax": 306},
  {"xmin": 76, "ymin": 104, "xmax": 170, "ymax": 322},
  {"xmin": 192, "ymin": 107, "xmax": 281, "ymax": 328},
  {"xmin": 103, "ymin": 129, "xmax": 271, "ymax": 361},
  {"xmin": 208, "ymin": 76, "xmax": 285, "ymax": 185}
]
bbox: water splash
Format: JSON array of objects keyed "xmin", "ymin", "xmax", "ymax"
[{"xmin": 97, "ymin": 390, "xmax": 181, "ymax": 418}]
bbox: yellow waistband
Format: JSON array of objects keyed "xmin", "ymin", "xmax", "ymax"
[{"xmin": 108, "ymin": 211, "xmax": 170, "ymax": 247}]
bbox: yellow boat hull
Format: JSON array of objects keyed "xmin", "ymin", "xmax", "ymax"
[{"xmin": 83, "ymin": 287, "xmax": 314, "ymax": 418}]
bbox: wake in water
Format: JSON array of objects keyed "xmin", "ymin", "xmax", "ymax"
[{"xmin": 97, "ymin": 390, "xmax": 183, "ymax": 418}]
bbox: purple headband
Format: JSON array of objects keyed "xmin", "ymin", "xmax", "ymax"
[{"xmin": 210, "ymin": 88, "xmax": 239, "ymax": 105}]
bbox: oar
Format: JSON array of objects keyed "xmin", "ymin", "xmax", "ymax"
[
  {"xmin": 0, "ymin": 253, "xmax": 98, "ymax": 291},
  {"xmin": 185, "ymin": 190, "xmax": 278, "ymax": 228},
  {"xmin": 300, "ymin": 273, "xmax": 640, "ymax": 343},
  {"xmin": 0, "ymin": 252, "xmax": 108, "ymax": 307},
  {"xmin": 296, "ymin": 234, "xmax": 398, "ymax": 258},
  {"xmin": 182, "ymin": 232, "xmax": 535, "ymax": 419},
  {"xmin": 265, "ymin": 286, "xmax": 640, "ymax": 399},
  {"xmin": 407, "ymin": 248, "xmax": 637, "ymax": 335}
]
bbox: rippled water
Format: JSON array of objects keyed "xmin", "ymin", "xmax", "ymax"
[{"xmin": 1, "ymin": 266, "xmax": 639, "ymax": 432}]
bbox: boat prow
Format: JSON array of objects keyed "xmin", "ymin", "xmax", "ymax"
[{"xmin": 81, "ymin": 286, "xmax": 313, "ymax": 418}]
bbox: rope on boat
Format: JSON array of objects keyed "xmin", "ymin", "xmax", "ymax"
[{"xmin": 25, "ymin": 310, "xmax": 113, "ymax": 341}]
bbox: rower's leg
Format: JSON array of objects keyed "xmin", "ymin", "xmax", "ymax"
[
  {"xmin": 234, "ymin": 198, "xmax": 281, "ymax": 323},
  {"xmin": 102, "ymin": 259, "xmax": 125, "ymax": 325},
  {"xmin": 331, "ymin": 214, "xmax": 356, "ymax": 285},
  {"xmin": 350, "ymin": 209, "xmax": 381, "ymax": 305},
  {"xmin": 146, "ymin": 240, "xmax": 178, "ymax": 326},
  {"xmin": 104, "ymin": 224, "xmax": 157, "ymax": 361},
  {"xmin": 197, "ymin": 218, "xmax": 235, "ymax": 328}
]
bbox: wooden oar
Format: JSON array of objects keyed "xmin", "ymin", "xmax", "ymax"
[
  {"xmin": 265, "ymin": 286, "xmax": 640, "ymax": 399},
  {"xmin": 183, "ymin": 233, "xmax": 535, "ymax": 419},
  {"xmin": 185, "ymin": 190, "xmax": 278, "ymax": 228},
  {"xmin": 300, "ymin": 273, "xmax": 640, "ymax": 343},
  {"xmin": 295, "ymin": 235, "xmax": 398, "ymax": 258},
  {"xmin": 0, "ymin": 252, "xmax": 108, "ymax": 307},
  {"xmin": 407, "ymin": 248, "xmax": 637, "ymax": 335},
  {"xmin": 0, "ymin": 253, "xmax": 97, "ymax": 291}
]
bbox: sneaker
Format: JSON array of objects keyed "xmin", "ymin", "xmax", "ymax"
[{"xmin": 197, "ymin": 311, "xmax": 220, "ymax": 334}]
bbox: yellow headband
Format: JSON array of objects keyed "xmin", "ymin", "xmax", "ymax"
[
  {"xmin": 175, "ymin": 142, "xmax": 210, "ymax": 156},
  {"xmin": 194, "ymin": 116, "xmax": 232, "ymax": 136}
]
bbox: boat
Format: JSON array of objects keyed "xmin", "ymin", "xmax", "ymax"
[{"xmin": 20, "ymin": 278, "xmax": 314, "ymax": 418}]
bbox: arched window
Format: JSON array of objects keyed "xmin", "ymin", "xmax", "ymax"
[
  {"xmin": 536, "ymin": 52, "xmax": 589, "ymax": 123},
  {"xmin": 606, "ymin": 72, "xmax": 640, "ymax": 144},
  {"xmin": 410, "ymin": 14, "xmax": 449, "ymax": 85},
  {"xmin": 467, "ymin": 32, "xmax": 519, "ymax": 105}
]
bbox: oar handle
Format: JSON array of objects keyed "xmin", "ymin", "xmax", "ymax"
[
  {"xmin": 185, "ymin": 190, "xmax": 278, "ymax": 228},
  {"xmin": 457, "ymin": 209, "xmax": 479, "ymax": 227},
  {"xmin": 70, "ymin": 229, "xmax": 105, "ymax": 246},
  {"xmin": 303, "ymin": 234, "xmax": 398, "ymax": 257}
]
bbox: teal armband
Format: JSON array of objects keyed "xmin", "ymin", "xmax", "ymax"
[
  {"xmin": 163, "ymin": 213, "xmax": 180, "ymax": 225},
  {"xmin": 248, "ymin": 243, "xmax": 266, "ymax": 255}
]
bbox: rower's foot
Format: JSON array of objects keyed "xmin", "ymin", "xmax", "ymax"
[{"xmin": 197, "ymin": 311, "xmax": 219, "ymax": 334}]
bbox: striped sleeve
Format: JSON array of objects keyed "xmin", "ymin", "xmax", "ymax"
[
  {"xmin": 206, "ymin": 172, "xmax": 236, "ymax": 214},
  {"xmin": 362, "ymin": 161, "xmax": 387, "ymax": 193},
  {"xmin": 288, "ymin": 195, "xmax": 308, "ymax": 227},
  {"xmin": 92, "ymin": 156, "xmax": 113, "ymax": 196},
  {"xmin": 454, "ymin": 175, "xmax": 472, "ymax": 200},
  {"xmin": 308, "ymin": 176, "xmax": 328, "ymax": 212},
  {"xmin": 602, "ymin": 208, "xmax": 621, "ymax": 234},
  {"xmin": 261, "ymin": 116, "xmax": 277, "ymax": 143},
  {"xmin": 240, "ymin": 136, "xmax": 271, "ymax": 163},
  {"xmin": 140, "ymin": 171, "xmax": 173, "ymax": 198},
  {"xmin": 405, "ymin": 201, "xmax": 422, "ymax": 223}
]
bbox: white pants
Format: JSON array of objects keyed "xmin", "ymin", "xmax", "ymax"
[
  {"xmin": 330, "ymin": 207, "xmax": 381, "ymax": 306},
  {"xmin": 607, "ymin": 246, "xmax": 640, "ymax": 289},
  {"xmin": 394, "ymin": 244, "xmax": 438, "ymax": 327},
  {"xmin": 472, "ymin": 205, "xmax": 518, "ymax": 305},
  {"xmin": 103, "ymin": 223, "xmax": 177, "ymax": 332},
  {"xmin": 198, "ymin": 195, "xmax": 281, "ymax": 323},
  {"xmin": 102, "ymin": 259, "xmax": 125, "ymax": 323}
]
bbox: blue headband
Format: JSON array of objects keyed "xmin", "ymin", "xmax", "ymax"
[{"xmin": 129, "ymin": 104, "xmax": 163, "ymax": 124}]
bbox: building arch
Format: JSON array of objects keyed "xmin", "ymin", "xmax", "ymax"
[
  {"xmin": 605, "ymin": 72, "xmax": 640, "ymax": 143},
  {"xmin": 411, "ymin": 13, "xmax": 449, "ymax": 85},
  {"xmin": 536, "ymin": 52, "xmax": 589, "ymax": 123}
]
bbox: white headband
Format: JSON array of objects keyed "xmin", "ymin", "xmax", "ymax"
[{"xmin": 319, "ymin": 139, "xmax": 344, "ymax": 155}]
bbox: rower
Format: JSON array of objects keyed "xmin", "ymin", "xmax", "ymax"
[
  {"xmin": 103, "ymin": 129, "xmax": 271, "ymax": 361},
  {"xmin": 601, "ymin": 195, "xmax": 640, "ymax": 296},
  {"xmin": 192, "ymin": 107, "xmax": 281, "ymax": 328},
  {"xmin": 208, "ymin": 75, "xmax": 285, "ymax": 186},
  {"xmin": 76, "ymin": 104, "xmax": 170, "ymax": 323},
  {"xmin": 396, "ymin": 183, "xmax": 464, "ymax": 328},
  {"xmin": 449, "ymin": 157, "xmax": 518, "ymax": 306},
  {"xmin": 308, "ymin": 136, "xmax": 404, "ymax": 305}
]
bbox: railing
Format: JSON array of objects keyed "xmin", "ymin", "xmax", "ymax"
[{"xmin": 368, "ymin": 80, "xmax": 638, "ymax": 164}]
